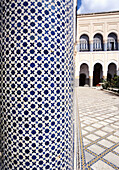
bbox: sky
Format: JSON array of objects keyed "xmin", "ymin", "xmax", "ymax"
[{"xmin": 77, "ymin": 0, "xmax": 119, "ymax": 14}]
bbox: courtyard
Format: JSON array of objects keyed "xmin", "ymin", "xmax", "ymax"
[{"xmin": 76, "ymin": 87, "xmax": 119, "ymax": 170}]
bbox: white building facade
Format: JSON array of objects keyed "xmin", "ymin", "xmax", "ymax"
[{"xmin": 75, "ymin": 11, "xmax": 119, "ymax": 87}]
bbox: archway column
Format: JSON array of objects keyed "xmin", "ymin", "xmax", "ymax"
[
  {"xmin": 103, "ymin": 76, "xmax": 107, "ymax": 81},
  {"xmin": 103, "ymin": 65, "xmax": 107, "ymax": 81},
  {"xmin": 104, "ymin": 40, "xmax": 107, "ymax": 51},
  {"xmin": 89, "ymin": 67, "xmax": 93, "ymax": 87},
  {"xmin": 77, "ymin": 40, "xmax": 80, "ymax": 52},
  {"xmin": 89, "ymin": 76, "xmax": 93, "ymax": 87},
  {"xmin": 118, "ymin": 40, "xmax": 119, "ymax": 50},
  {"xmin": 90, "ymin": 40, "xmax": 93, "ymax": 51},
  {"xmin": 117, "ymin": 67, "xmax": 119, "ymax": 76}
]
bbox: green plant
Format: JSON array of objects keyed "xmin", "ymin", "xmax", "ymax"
[
  {"xmin": 102, "ymin": 80, "xmax": 110, "ymax": 89},
  {"xmin": 102, "ymin": 74, "xmax": 119, "ymax": 89}
]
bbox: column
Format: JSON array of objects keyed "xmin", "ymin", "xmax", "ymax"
[
  {"xmin": 77, "ymin": 41, "xmax": 80, "ymax": 52},
  {"xmin": 104, "ymin": 40, "xmax": 107, "ymax": 51},
  {"xmin": 117, "ymin": 70, "xmax": 119, "ymax": 76},
  {"xmin": 90, "ymin": 40, "xmax": 93, "ymax": 52},
  {"xmin": 75, "ymin": 76, "xmax": 79, "ymax": 87},
  {"xmin": 89, "ymin": 76, "xmax": 93, "ymax": 87},
  {"xmin": 103, "ymin": 76, "xmax": 107, "ymax": 81},
  {"xmin": 0, "ymin": 1, "xmax": 74, "ymax": 169},
  {"xmin": 103, "ymin": 66, "xmax": 108, "ymax": 81},
  {"xmin": 118, "ymin": 40, "xmax": 119, "ymax": 50}
]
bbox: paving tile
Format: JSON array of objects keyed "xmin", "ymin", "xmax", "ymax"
[
  {"xmin": 107, "ymin": 135, "xmax": 119, "ymax": 143},
  {"xmin": 110, "ymin": 106, "xmax": 118, "ymax": 111},
  {"xmin": 83, "ymin": 138, "xmax": 91, "ymax": 145},
  {"xmin": 113, "ymin": 146, "xmax": 119, "ymax": 153},
  {"xmin": 81, "ymin": 123, "xmax": 86, "ymax": 128},
  {"xmin": 91, "ymin": 160, "xmax": 114, "ymax": 170},
  {"xmin": 82, "ymin": 130, "xmax": 88, "ymax": 135},
  {"xmin": 114, "ymin": 121, "xmax": 119, "ymax": 126},
  {"xmin": 99, "ymin": 121, "xmax": 109, "ymax": 126},
  {"xmin": 85, "ymin": 151, "xmax": 95, "ymax": 163},
  {"xmin": 104, "ymin": 152, "xmax": 119, "ymax": 167},
  {"xmin": 92, "ymin": 123, "xmax": 103, "ymax": 128},
  {"xmin": 98, "ymin": 139, "xmax": 114, "ymax": 148},
  {"xmin": 86, "ymin": 134, "xmax": 99, "ymax": 141},
  {"xmin": 114, "ymin": 131, "xmax": 119, "ymax": 137},
  {"xmin": 110, "ymin": 117, "xmax": 118, "ymax": 121},
  {"xmin": 84, "ymin": 126, "xmax": 95, "ymax": 132},
  {"xmin": 94, "ymin": 130, "xmax": 107, "ymax": 137},
  {"xmin": 88, "ymin": 144, "xmax": 105, "ymax": 155},
  {"xmin": 96, "ymin": 117, "xmax": 105, "ymax": 120},
  {"xmin": 111, "ymin": 124, "xmax": 119, "ymax": 129},
  {"xmin": 104, "ymin": 119, "xmax": 114, "ymax": 123},
  {"xmin": 102, "ymin": 126, "xmax": 114, "ymax": 132}
]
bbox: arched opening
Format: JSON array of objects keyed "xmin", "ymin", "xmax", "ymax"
[
  {"xmin": 80, "ymin": 74, "xmax": 86, "ymax": 86},
  {"xmin": 107, "ymin": 63, "xmax": 117, "ymax": 81},
  {"xmin": 93, "ymin": 33, "xmax": 103, "ymax": 51},
  {"xmin": 93, "ymin": 63, "xmax": 103, "ymax": 86},
  {"xmin": 79, "ymin": 34, "xmax": 90, "ymax": 52},
  {"xmin": 79, "ymin": 63, "xmax": 89, "ymax": 86},
  {"xmin": 107, "ymin": 33, "xmax": 118, "ymax": 51}
]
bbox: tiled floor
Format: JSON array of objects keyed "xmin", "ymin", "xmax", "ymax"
[{"xmin": 76, "ymin": 87, "xmax": 119, "ymax": 170}]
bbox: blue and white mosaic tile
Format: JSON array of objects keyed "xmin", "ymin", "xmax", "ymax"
[{"xmin": 0, "ymin": 0, "xmax": 74, "ymax": 169}]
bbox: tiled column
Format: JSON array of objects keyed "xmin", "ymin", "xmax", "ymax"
[{"xmin": 0, "ymin": 1, "xmax": 74, "ymax": 169}]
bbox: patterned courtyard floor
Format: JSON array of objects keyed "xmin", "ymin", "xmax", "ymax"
[{"xmin": 76, "ymin": 87, "xmax": 119, "ymax": 170}]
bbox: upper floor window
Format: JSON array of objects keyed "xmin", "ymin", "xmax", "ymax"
[
  {"xmin": 107, "ymin": 33, "xmax": 118, "ymax": 51},
  {"xmin": 93, "ymin": 34, "xmax": 103, "ymax": 51},
  {"xmin": 79, "ymin": 34, "xmax": 89, "ymax": 51}
]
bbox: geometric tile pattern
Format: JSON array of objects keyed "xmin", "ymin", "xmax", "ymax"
[
  {"xmin": 77, "ymin": 87, "xmax": 119, "ymax": 170},
  {"xmin": 0, "ymin": 0, "xmax": 74, "ymax": 169}
]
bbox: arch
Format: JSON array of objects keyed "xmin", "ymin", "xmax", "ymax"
[
  {"xmin": 107, "ymin": 60, "xmax": 118, "ymax": 71},
  {"xmin": 93, "ymin": 33, "xmax": 103, "ymax": 51},
  {"xmin": 107, "ymin": 32, "xmax": 118, "ymax": 50},
  {"xmin": 93, "ymin": 63, "xmax": 103, "ymax": 86},
  {"xmin": 78, "ymin": 31, "xmax": 90, "ymax": 40},
  {"xmin": 93, "ymin": 31, "xmax": 104, "ymax": 38},
  {"xmin": 107, "ymin": 63, "xmax": 117, "ymax": 80},
  {"xmin": 79, "ymin": 34, "xmax": 90, "ymax": 51},
  {"xmin": 93, "ymin": 60, "xmax": 104, "ymax": 71},
  {"xmin": 79, "ymin": 63, "xmax": 89, "ymax": 86},
  {"xmin": 79, "ymin": 61, "xmax": 90, "ymax": 70},
  {"xmin": 107, "ymin": 30, "xmax": 118, "ymax": 39}
]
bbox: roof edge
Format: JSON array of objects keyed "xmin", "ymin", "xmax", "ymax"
[{"xmin": 77, "ymin": 10, "xmax": 119, "ymax": 17}]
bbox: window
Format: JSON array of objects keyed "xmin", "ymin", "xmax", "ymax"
[
  {"xmin": 93, "ymin": 34, "xmax": 103, "ymax": 51},
  {"xmin": 107, "ymin": 33, "xmax": 117, "ymax": 51},
  {"xmin": 79, "ymin": 34, "xmax": 89, "ymax": 51}
]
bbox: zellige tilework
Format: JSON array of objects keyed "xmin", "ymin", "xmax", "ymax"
[{"xmin": 0, "ymin": 0, "xmax": 74, "ymax": 169}]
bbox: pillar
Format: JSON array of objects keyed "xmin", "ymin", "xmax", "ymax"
[
  {"xmin": 0, "ymin": 0, "xmax": 74, "ymax": 169},
  {"xmin": 75, "ymin": 76, "xmax": 79, "ymax": 87},
  {"xmin": 118, "ymin": 40, "xmax": 119, "ymax": 50},
  {"xmin": 104, "ymin": 40, "xmax": 107, "ymax": 51},
  {"xmin": 90, "ymin": 40, "xmax": 93, "ymax": 52},
  {"xmin": 103, "ymin": 76, "xmax": 107, "ymax": 81},
  {"xmin": 117, "ymin": 70, "xmax": 119, "ymax": 76},
  {"xmin": 89, "ymin": 76, "xmax": 93, "ymax": 87},
  {"xmin": 77, "ymin": 41, "xmax": 80, "ymax": 52}
]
